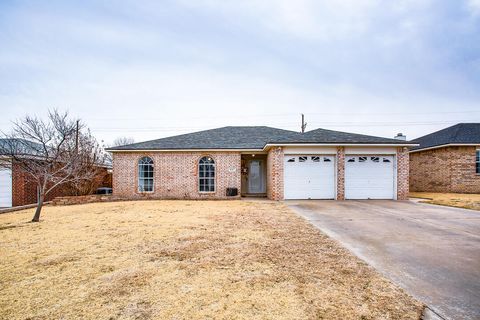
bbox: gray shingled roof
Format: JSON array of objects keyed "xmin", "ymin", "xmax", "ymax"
[
  {"xmin": 411, "ymin": 123, "xmax": 480, "ymax": 151},
  {"xmin": 298, "ymin": 128, "xmax": 407, "ymax": 144},
  {"xmin": 107, "ymin": 127, "xmax": 301, "ymax": 150},
  {"xmin": 107, "ymin": 126, "xmax": 411, "ymax": 151}
]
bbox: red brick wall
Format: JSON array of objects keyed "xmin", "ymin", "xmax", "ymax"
[
  {"xmin": 396, "ymin": 147, "xmax": 410, "ymax": 200},
  {"xmin": 11, "ymin": 161, "xmax": 110, "ymax": 207},
  {"xmin": 410, "ymin": 146, "xmax": 480, "ymax": 193},
  {"xmin": 266, "ymin": 147, "xmax": 284, "ymax": 200},
  {"xmin": 12, "ymin": 162, "xmax": 38, "ymax": 207},
  {"xmin": 11, "ymin": 162, "xmax": 68, "ymax": 207},
  {"xmin": 52, "ymin": 195, "xmax": 114, "ymax": 206},
  {"xmin": 112, "ymin": 152, "xmax": 241, "ymax": 199}
]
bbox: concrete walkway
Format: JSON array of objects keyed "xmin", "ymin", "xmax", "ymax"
[{"xmin": 287, "ymin": 200, "xmax": 480, "ymax": 320}]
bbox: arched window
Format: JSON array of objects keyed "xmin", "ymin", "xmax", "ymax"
[
  {"xmin": 199, "ymin": 156, "xmax": 215, "ymax": 192},
  {"xmin": 138, "ymin": 157, "xmax": 154, "ymax": 192}
]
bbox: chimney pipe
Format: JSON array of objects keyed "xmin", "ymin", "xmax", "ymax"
[{"xmin": 394, "ymin": 133, "xmax": 406, "ymax": 141}]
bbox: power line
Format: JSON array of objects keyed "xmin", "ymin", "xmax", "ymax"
[
  {"xmin": 305, "ymin": 110, "xmax": 480, "ymax": 116},
  {"xmin": 91, "ymin": 109, "xmax": 480, "ymax": 121},
  {"xmin": 89, "ymin": 119, "xmax": 479, "ymax": 133},
  {"xmin": 15, "ymin": 109, "xmax": 473, "ymax": 124}
]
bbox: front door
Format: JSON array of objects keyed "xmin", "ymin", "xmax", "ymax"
[{"xmin": 248, "ymin": 160, "xmax": 265, "ymax": 193}]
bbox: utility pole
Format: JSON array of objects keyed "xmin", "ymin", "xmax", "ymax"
[
  {"xmin": 301, "ymin": 114, "xmax": 307, "ymax": 133},
  {"xmin": 75, "ymin": 120, "xmax": 79, "ymax": 153}
]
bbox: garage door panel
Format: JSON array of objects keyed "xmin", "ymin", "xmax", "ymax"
[
  {"xmin": 345, "ymin": 156, "xmax": 395, "ymax": 200},
  {"xmin": 284, "ymin": 155, "xmax": 335, "ymax": 199},
  {"xmin": 0, "ymin": 168, "xmax": 12, "ymax": 207}
]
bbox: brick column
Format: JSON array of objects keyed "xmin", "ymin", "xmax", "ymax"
[
  {"xmin": 396, "ymin": 147, "xmax": 409, "ymax": 200},
  {"xmin": 336, "ymin": 147, "xmax": 345, "ymax": 200},
  {"xmin": 267, "ymin": 147, "xmax": 284, "ymax": 201}
]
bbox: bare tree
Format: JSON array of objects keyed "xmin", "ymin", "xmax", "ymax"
[
  {"xmin": 68, "ymin": 129, "xmax": 110, "ymax": 196},
  {"xmin": 112, "ymin": 136, "xmax": 135, "ymax": 147},
  {"xmin": 0, "ymin": 110, "xmax": 107, "ymax": 222}
]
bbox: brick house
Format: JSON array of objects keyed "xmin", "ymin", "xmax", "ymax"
[
  {"xmin": 107, "ymin": 126, "xmax": 414, "ymax": 201},
  {"xmin": 0, "ymin": 138, "xmax": 112, "ymax": 208},
  {"xmin": 409, "ymin": 123, "xmax": 480, "ymax": 193}
]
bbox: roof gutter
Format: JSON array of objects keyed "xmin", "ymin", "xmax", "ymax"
[
  {"xmin": 106, "ymin": 148, "xmax": 264, "ymax": 153},
  {"xmin": 409, "ymin": 143, "xmax": 480, "ymax": 153}
]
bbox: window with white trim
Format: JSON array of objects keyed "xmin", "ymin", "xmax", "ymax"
[
  {"xmin": 138, "ymin": 157, "xmax": 154, "ymax": 192},
  {"xmin": 476, "ymin": 150, "xmax": 480, "ymax": 174},
  {"xmin": 199, "ymin": 156, "xmax": 215, "ymax": 192}
]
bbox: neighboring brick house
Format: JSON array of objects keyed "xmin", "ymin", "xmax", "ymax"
[
  {"xmin": 409, "ymin": 123, "xmax": 480, "ymax": 193},
  {"xmin": 107, "ymin": 126, "xmax": 414, "ymax": 201},
  {"xmin": 0, "ymin": 138, "xmax": 112, "ymax": 208}
]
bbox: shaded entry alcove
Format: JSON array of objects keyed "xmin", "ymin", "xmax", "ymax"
[{"xmin": 241, "ymin": 154, "xmax": 267, "ymax": 197}]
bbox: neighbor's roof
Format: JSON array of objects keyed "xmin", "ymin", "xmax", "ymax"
[
  {"xmin": 107, "ymin": 126, "xmax": 413, "ymax": 151},
  {"xmin": 411, "ymin": 123, "xmax": 480, "ymax": 151},
  {"xmin": 0, "ymin": 138, "xmax": 44, "ymax": 156}
]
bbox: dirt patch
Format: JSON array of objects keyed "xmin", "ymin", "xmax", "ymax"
[
  {"xmin": 0, "ymin": 200, "xmax": 423, "ymax": 319},
  {"xmin": 410, "ymin": 192, "xmax": 480, "ymax": 211}
]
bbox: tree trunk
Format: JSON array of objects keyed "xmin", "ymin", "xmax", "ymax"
[{"xmin": 31, "ymin": 193, "xmax": 44, "ymax": 222}]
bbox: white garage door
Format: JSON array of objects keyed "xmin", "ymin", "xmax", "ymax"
[
  {"xmin": 345, "ymin": 155, "xmax": 395, "ymax": 199},
  {"xmin": 284, "ymin": 155, "xmax": 335, "ymax": 199},
  {"xmin": 0, "ymin": 167, "xmax": 12, "ymax": 207}
]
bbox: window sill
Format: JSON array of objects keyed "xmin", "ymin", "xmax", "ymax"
[{"xmin": 199, "ymin": 191, "xmax": 216, "ymax": 194}]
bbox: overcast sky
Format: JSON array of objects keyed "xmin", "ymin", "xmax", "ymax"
[{"xmin": 1, "ymin": 0, "xmax": 479, "ymax": 145}]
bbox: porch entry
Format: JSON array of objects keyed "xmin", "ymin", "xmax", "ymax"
[{"xmin": 241, "ymin": 154, "xmax": 267, "ymax": 196}]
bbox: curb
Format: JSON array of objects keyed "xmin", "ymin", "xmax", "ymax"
[
  {"xmin": 422, "ymin": 306, "xmax": 447, "ymax": 320},
  {"xmin": 0, "ymin": 202, "xmax": 51, "ymax": 215}
]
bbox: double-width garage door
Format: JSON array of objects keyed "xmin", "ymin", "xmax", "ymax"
[
  {"xmin": 345, "ymin": 155, "xmax": 395, "ymax": 199},
  {"xmin": 284, "ymin": 154, "xmax": 395, "ymax": 200},
  {"xmin": 284, "ymin": 155, "xmax": 335, "ymax": 199}
]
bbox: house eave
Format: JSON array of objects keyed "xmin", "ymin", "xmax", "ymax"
[
  {"xmin": 108, "ymin": 143, "xmax": 419, "ymax": 153},
  {"xmin": 409, "ymin": 143, "xmax": 480, "ymax": 153},
  {"xmin": 107, "ymin": 148, "xmax": 265, "ymax": 153}
]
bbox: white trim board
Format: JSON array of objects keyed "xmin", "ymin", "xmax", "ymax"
[
  {"xmin": 345, "ymin": 147, "xmax": 397, "ymax": 154},
  {"xmin": 283, "ymin": 146, "xmax": 337, "ymax": 154}
]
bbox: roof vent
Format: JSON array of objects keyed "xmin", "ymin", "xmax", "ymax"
[{"xmin": 394, "ymin": 133, "xmax": 406, "ymax": 141}]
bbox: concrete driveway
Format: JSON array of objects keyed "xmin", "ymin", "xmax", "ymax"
[{"xmin": 287, "ymin": 200, "xmax": 480, "ymax": 320}]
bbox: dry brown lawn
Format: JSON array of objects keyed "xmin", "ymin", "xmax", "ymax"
[
  {"xmin": 410, "ymin": 192, "xmax": 480, "ymax": 211},
  {"xmin": 0, "ymin": 200, "xmax": 422, "ymax": 319}
]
